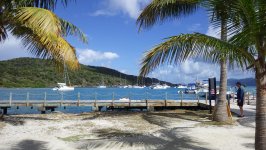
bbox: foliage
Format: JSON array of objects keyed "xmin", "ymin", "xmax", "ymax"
[
  {"xmin": 0, "ymin": 0, "xmax": 87, "ymax": 70},
  {"xmin": 0, "ymin": 58, "xmax": 171, "ymax": 88}
]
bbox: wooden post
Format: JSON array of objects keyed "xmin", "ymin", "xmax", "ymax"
[
  {"xmin": 129, "ymin": 99, "xmax": 131, "ymax": 107},
  {"xmin": 60, "ymin": 93, "xmax": 63, "ymax": 107},
  {"xmin": 112, "ymin": 92, "xmax": 114, "ymax": 106},
  {"xmin": 9, "ymin": 92, "xmax": 12, "ymax": 107},
  {"xmin": 247, "ymin": 92, "xmax": 250, "ymax": 105},
  {"xmin": 77, "ymin": 92, "xmax": 80, "ymax": 107},
  {"xmin": 164, "ymin": 100, "xmax": 167, "ymax": 107},
  {"xmin": 44, "ymin": 92, "xmax": 47, "ymax": 106},
  {"xmin": 94, "ymin": 92, "xmax": 97, "ymax": 107},
  {"xmin": 205, "ymin": 92, "xmax": 208, "ymax": 104},
  {"xmin": 26, "ymin": 92, "xmax": 29, "ymax": 107},
  {"xmin": 180, "ymin": 92, "xmax": 183, "ymax": 106},
  {"xmin": 233, "ymin": 92, "xmax": 235, "ymax": 102},
  {"xmin": 197, "ymin": 93, "xmax": 199, "ymax": 104}
]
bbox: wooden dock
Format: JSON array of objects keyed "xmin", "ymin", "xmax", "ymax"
[{"xmin": 0, "ymin": 99, "xmax": 210, "ymax": 114}]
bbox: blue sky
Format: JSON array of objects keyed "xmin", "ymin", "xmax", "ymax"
[{"xmin": 0, "ymin": 0, "xmax": 254, "ymax": 83}]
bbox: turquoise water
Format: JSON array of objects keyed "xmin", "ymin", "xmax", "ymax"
[{"xmin": 0, "ymin": 87, "xmax": 256, "ymax": 114}]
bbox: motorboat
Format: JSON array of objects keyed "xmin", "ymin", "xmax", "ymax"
[
  {"xmin": 176, "ymin": 85, "xmax": 187, "ymax": 89},
  {"xmin": 184, "ymin": 83, "xmax": 197, "ymax": 94},
  {"xmin": 150, "ymin": 84, "xmax": 167, "ymax": 90},
  {"xmin": 97, "ymin": 85, "xmax": 107, "ymax": 88},
  {"xmin": 132, "ymin": 85, "xmax": 145, "ymax": 89}
]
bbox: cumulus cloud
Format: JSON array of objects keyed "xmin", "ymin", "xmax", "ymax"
[
  {"xmin": 90, "ymin": 0, "xmax": 151, "ymax": 19},
  {"xmin": 149, "ymin": 59, "xmax": 254, "ymax": 83},
  {"xmin": 77, "ymin": 49, "xmax": 119, "ymax": 65},
  {"xmin": 150, "ymin": 60, "xmax": 219, "ymax": 83},
  {"xmin": 0, "ymin": 34, "xmax": 31, "ymax": 60}
]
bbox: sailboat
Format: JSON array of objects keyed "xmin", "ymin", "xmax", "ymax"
[
  {"xmin": 97, "ymin": 76, "xmax": 107, "ymax": 88},
  {"xmin": 52, "ymin": 63, "xmax": 74, "ymax": 91}
]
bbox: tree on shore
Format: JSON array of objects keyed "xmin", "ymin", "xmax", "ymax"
[
  {"xmin": 0, "ymin": 0, "xmax": 87, "ymax": 70},
  {"xmin": 137, "ymin": 0, "xmax": 234, "ymax": 122},
  {"xmin": 139, "ymin": 0, "xmax": 266, "ymax": 149}
]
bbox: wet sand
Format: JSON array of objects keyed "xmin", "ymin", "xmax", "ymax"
[{"xmin": 0, "ymin": 103, "xmax": 255, "ymax": 150}]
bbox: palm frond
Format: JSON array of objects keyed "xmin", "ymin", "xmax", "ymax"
[
  {"xmin": 7, "ymin": 7, "xmax": 79, "ymax": 70},
  {"xmin": 60, "ymin": 19, "xmax": 88, "ymax": 43},
  {"xmin": 137, "ymin": 0, "xmax": 201, "ymax": 30},
  {"xmin": 140, "ymin": 33, "xmax": 254, "ymax": 77},
  {"xmin": 10, "ymin": 25, "xmax": 79, "ymax": 70},
  {"xmin": 12, "ymin": 7, "xmax": 62, "ymax": 35},
  {"xmin": 10, "ymin": 0, "xmax": 75, "ymax": 10}
]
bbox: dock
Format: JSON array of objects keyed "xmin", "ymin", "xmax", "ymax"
[
  {"xmin": 0, "ymin": 91, "xmax": 256, "ymax": 114},
  {"xmin": 0, "ymin": 99, "xmax": 211, "ymax": 114}
]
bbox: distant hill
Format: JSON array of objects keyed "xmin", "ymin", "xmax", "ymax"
[
  {"xmin": 227, "ymin": 78, "xmax": 256, "ymax": 86},
  {"xmin": 0, "ymin": 58, "xmax": 173, "ymax": 88}
]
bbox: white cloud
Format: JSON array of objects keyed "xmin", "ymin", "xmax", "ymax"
[
  {"xmin": 150, "ymin": 60, "xmax": 219, "ymax": 83},
  {"xmin": 91, "ymin": 0, "xmax": 151, "ymax": 19},
  {"xmin": 0, "ymin": 34, "xmax": 31, "ymax": 60},
  {"xmin": 77, "ymin": 48, "xmax": 119, "ymax": 65},
  {"xmin": 149, "ymin": 59, "xmax": 254, "ymax": 84}
]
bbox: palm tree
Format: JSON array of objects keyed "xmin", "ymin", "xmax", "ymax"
[
  {"xmin": 137, "ymin": 0, "xmax": 233, "ymax": 122},
  {"xmin": 0, "ymin": 0, "xmax": 87, "ymax": 70},
  {"xmin": 140, "ymin": 0, "xmax": 266, "ymax": 149}
]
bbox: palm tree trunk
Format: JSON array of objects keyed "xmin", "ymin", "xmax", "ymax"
[
  {"xmin": 213, "ymin": 59, "xmax": 229, "ymax": 122},
  {"xmin": 255, "ymin": 64, "xmax": 266, "ymax": 150},
  {"xmin": 213, "ymin": 18, "xmax": 230, "ymax": 122}
]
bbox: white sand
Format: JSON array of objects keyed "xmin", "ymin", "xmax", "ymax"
[{"xmin": 0, "ymin": 103, "xmax": 255, "ymax": 150}]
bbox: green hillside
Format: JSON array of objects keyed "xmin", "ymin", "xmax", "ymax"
[{"xmin": 0, "ymin": 58, "xmax": 172, "ymax": 88}]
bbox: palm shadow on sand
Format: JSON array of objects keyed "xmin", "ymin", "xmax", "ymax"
[
  {"xmin": 78, "ymin": 127, "xmax": 210, "ymax": 150},
  {"xmin": 11, "ymin": 140, "xmax": 48, "ymax": 150}
]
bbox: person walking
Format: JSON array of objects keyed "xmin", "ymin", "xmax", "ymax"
[{"xmin": 236, "ymin": 82, "xmax": 245, "ymax": 117}]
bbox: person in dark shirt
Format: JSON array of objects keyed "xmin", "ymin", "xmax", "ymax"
[{"xmin": 236, "ymin": 82, "xmax": 245, "ymax": 117}]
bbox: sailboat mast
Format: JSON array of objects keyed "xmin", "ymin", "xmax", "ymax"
[
  {"xmin": 64, "ymin": 62, "xmax": 71, "ymax": 86},
  {"xmin": 64, "ymin": 62, "xmax": 67, "ymax": 84}
]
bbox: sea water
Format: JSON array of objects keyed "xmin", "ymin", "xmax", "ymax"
[{"xmin": 0, "ymin": 87, "xmax": 256, "ymax": 114}]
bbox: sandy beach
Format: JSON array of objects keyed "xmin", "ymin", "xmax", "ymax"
[{"xmin": 0, "ymin": 102, "xmax": 255, "ymax": 150}]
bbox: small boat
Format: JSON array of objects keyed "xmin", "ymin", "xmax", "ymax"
[
  {"xmin": 97, "ymin": 85, "xmax": 107, "ymax": 88},
  {"xmin": 184, "ymin": 83, "xmax": 197, "ymax": 94},
  {"xmin": 132, "ymin": 85, "xmax": 145, "ymax": 89},
  {"xmin": 176, "ymin": 85, "xmax": 187, "ymax": 89},
  {"xmin": 150, "ymin": 84, "xmax": 167, "ymax": 90}
]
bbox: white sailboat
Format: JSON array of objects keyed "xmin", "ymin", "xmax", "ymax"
[
  {"xmin": 53, "ymin": 63, "xmax": 74, "ymax": 91},
  {"xmin": 97, "ymin": 76, "xmax": 107, "ymax": 88}
]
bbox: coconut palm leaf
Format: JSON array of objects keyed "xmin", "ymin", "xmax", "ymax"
[
  {"xmin": 60, "ymin": 19, "xmax": 88, "ymax": 43},
  {"xmin": 7, "ymin": 7, "xmax": 80, "ymax": 69},
  {"xmin": 11, "ymin": 7, "xmax": 62, "ymax": 35},
  {"xmin": 140, "ymin": 33, "xmax": 254, "ymax": 77},
  {"xmin": 137, "ymin": 0, "xmax": 202, "ymax": 30},
  {"xmin": 8, "ymin": 0, "xmax": 75, "ymax": 10}
]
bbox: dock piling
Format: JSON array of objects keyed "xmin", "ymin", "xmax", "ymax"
[
  {"xmin": 26, "ymin": 92, "xmax": 29, "ymax": 107},
  {"xmin": 77, "ymin": 92, "xmax": 80, "ymax": 106},
  {"xmin": 9, "ymin": 92, "xmax": 12, "ymax": 106}
]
